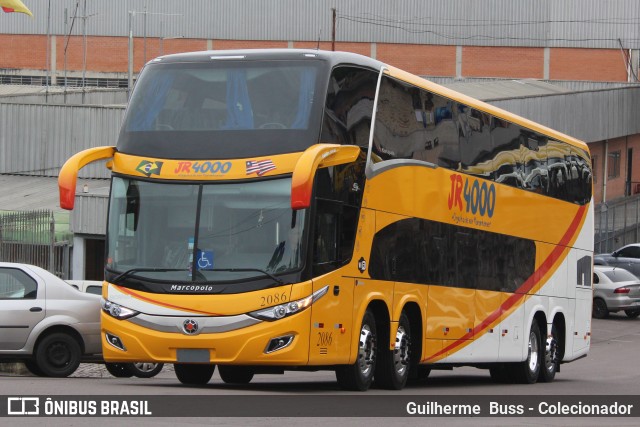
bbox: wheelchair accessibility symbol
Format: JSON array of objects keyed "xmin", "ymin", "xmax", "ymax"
[{"xmin": 196, "ymin": 250, "xmax": 214, "ymax": 270}]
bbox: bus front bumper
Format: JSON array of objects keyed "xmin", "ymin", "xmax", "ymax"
[{"xmin": 101, "ymin": 310, "xmax": 311, "ymax": 365}]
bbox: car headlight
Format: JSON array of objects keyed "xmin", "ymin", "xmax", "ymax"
[
  {"xmin": 249, "ymin": 286, "xmax": 329, "ymax": 321},
  {"xmin": 101, "ymin": 297, "xmax": 139, "ymax": 320}
]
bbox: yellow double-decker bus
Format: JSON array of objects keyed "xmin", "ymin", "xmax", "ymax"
[{"xmin": 59, "ymin": 50, "xmax": 593, "ymax": 390}]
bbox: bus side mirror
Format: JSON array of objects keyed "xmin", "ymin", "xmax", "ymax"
[
  {"xmin": 58, "ymin": 146, "xmax": 116, "ymax": 210},
  {"xmin": 290, "ymin": 144, "xmax": 361, "ymax": 210}
]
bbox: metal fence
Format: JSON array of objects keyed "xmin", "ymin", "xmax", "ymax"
[
  {"xmin": 595, "ymin": 194, "xmax": 640, "ymax": 254},
  {"xmin": 0, "ymin": 210, "xmax": 71, "ymax": 279}
]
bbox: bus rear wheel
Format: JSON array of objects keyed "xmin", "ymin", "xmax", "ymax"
[
  {"xmin": 375, "ymin": 312, "xmax": 411, "ymax": 390},
  {"xmin": 539, "ymin": 323, "xmax": 559, "ymax": 383},
  {"xmin": 174, "ymin": 363, "xmax": 215, "ymax": 385},
  {"xmin": 218, "ymin": 365, "xmax": 254, "ymax": 384},
  {"xmin": 335, "ymin": 309, "xmax": 377, "ymax": 391},
  {"xmin": 510, "ymin": 322, "xmax": 542, "ymax": 384}
]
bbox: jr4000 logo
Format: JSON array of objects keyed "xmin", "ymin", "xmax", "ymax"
[{"xmin": 447, "ymin": 173, "xmax": 496, "ymax": 218}]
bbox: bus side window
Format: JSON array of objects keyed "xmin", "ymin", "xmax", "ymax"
[
  {"xmin": 312, "ymin": 166, "xmax": 362, "ymax": 276},
  {"xmin": 322, "ymin": 66, "xmax": 377, "ymax": 148}
]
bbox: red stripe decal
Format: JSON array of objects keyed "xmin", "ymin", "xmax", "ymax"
[
  {"xmin": 425, "ymin": 204, "xmax": 587, "ymax": 362},
  {"xmin": 113, "ymin": 285, "xmax": 221, "ymax": 316}
]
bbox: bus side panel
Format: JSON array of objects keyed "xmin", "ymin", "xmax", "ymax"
[
  {"xmin": 308, "ymin": 271, "xmax": 355, "ymax": 365},
  {"xmin": 425, "ymin": 286, "xmax": 475, "ymax": 342},
  {"xmin": 471, "ymin": 289, "xmax": 502, "ymax": 363},
  {"xmin": 392, "ymin": 282, "xmax": 428, "ymax": 353},
  {"xmin": 569, "ymin": 248, "xmax": 592, "ymax": 358},
  {"xmin": 498, "ymin": 292, "xmax": 527, "ymax": 362}
]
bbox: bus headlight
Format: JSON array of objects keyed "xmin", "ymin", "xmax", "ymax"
[
  {"xmin": 101, "ymin": 298, "xmax": 139, "ymax": 320},
  {"xmin": 249, "ymin": 286, "xmax": 329, "ymax": 321}
]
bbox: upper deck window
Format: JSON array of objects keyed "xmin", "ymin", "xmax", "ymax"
[{"xmin": 118, "ymin": 60, "xmax": 328, "ymax": 159}]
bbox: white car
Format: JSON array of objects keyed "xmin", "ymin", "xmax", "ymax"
[
  {"xmin": 0, "ymin": 262, "xmax": 101, "ymax": 377},
  {"xmin": 593, "ymin": 266, "xmax": 640, "ymax": 319}
]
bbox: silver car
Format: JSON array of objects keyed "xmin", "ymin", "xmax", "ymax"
[
  {"xmin": 593, "ymin": 266, "xmax": 640, "ymax": 319},
  {"xmin": 0, "ymin": 262, "xmax": 101, "ymax": 377},
  {"xmin": 67, "ymin": 279, "xmax": 164, "ymax": 378},
  {"xmin": 594, "ymin": 243, "xmax": 640, "ymax": 278}
]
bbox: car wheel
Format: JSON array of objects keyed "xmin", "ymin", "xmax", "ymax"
[
  {"xmin": 34, "ymin": 332, "xmax": 82, "ymax": 378},
  {"xmin": 375, "ymin": 311, "xmax": 412, "ymax": 390},
  {"xmin": 624, "ymin": 309, "xmax": 640, "ymax": 319},
  {"xmin": 174, "ymin": 364, "xmax": 215, "ymax": 385},
  {"xmin": 336, "ymin": 308, "xmax": 377, "ymax": 391},
  {"xmin": 218, "ymin": 365, "xmax": 254, "ymax": 384},
  {"xmin": 592, "ymin": 298, "xmax": 609, "ymax": 319},
  {"xmin": 23, "ymin": 360, "xmax": 45, "ymax": 377},
  {"xmin": 509, "ymin": 322, "xmax": 542, "ymax": 384},
  {"xmin": 105, "ymin": 362, "xmax": 134, "ymax": 378},
  {"xmin": 127, "ymin": 362, "xmax": 164, "ymax": 378}
]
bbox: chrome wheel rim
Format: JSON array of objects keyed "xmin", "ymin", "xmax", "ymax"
[
  {"xmin": 544, "ymin": 335, "xmax": 557, "ymax": 373},
  {"xmin": 527, "ymin": 330, "xmax": 539, "ymax": 372},
  {"xmin": 357, "ymin": 324, "xmax": 375, "ymax": 376},
  {"xmin": 133, "ymin": 362, "xmax": 158, "ymax": 373},
  {"xmin": 393, "ymin": 325, "xmax": 410, "ymax": 376}
]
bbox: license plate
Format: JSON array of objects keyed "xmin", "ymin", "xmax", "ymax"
[{"xmin": 176, "ymin": 349, "xmax": 210, "ymax": 363}]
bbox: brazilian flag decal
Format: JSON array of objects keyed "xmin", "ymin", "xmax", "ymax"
[{"xmin": 136, "ymin": 160, "xmax": 164, "ymax": 177}]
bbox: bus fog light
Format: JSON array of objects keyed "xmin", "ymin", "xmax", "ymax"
[
  {"xmin": 105, "ymin": 333, "xmax": 126, "ymax": 351},
  {"xmin": 265, "ymin": 335, "xmax": 294, "ymax": 353}
]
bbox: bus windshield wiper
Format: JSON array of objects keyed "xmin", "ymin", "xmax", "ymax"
[
  {"xmin": 208, "ymin": 268, "xmax": 285, "ymax": 286},
  {"xmin": 111, "ymin": 268, "xmax": 188, "ymax": 284}
]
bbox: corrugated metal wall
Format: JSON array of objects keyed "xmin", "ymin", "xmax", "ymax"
[
  {"xmin": 71, "ymin": 193, "xmax": 108, "ymax": 235},
  {"xmin": 489, "ymin": 87, "xmax": 640, "ymax": 142},
  {"xmin": 2, "ymin": 0, "xmax": 639, "ymax": 48},
  {"xmin": 0, "ymin": 103, "xmax": 124, "ymax": 178}
]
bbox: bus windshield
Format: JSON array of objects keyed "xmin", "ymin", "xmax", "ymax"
[
  {"xmin": 106, "ymin": 176, "xmax": 306, "ymax": 285},
  {"xmin": 118, "ymin": 60, "xmax": 327, "ymax": 159}
]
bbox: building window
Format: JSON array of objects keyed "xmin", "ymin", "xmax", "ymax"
[
  {"xmin": 608, "ymin": 151, "xmax": 621, "ymax": 179},
  {"xmin": 592, "ymin": 155, "xmax": 597, "ymax": 183}
]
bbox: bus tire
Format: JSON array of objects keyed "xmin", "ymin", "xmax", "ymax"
[
  {"xmin": 375, "ymin": 312, "xmax": 411, "ymax": 390},
  {"xmin": 218, "ymin": 365, "xmax": 254, "ymax": 384},
  {"xmin": 409, "ymin": 365, "xmax": 431, "ymax": 384},
  {"xmin": 105, "ymin": 362, "xmax": 134, "ymax": 378},
  {"xmin": 335, "ymin": 309, "xmax": 377, "ymax": 391},
  {"xmin": 174, "ymin": 363, "xmax": 215, "ymax": 385},
  {"xmin": 510, "ymin": 322, "xmax": 542, "ymax": 384},
  {"xmin": 539, "ymin": 323, "xmax": 559, "ymax": 383}
]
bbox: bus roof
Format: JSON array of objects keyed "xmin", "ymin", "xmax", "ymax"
[
  {"xmin": 146, "ymin": 48, "xmax": 588, "ymax": 153},
  {"xmin": 149, "ymin": 48, "xmax": 385, "ymax": 71}
]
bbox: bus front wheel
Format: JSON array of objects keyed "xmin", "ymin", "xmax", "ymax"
[
  {"xmin": 218, "ymin": 365, "xmax": 254, "ymax": 384},
  {"xmin": 335, "ymin": 309, "xmax": 377, "ymax": 391},
  {"xmin": 174, "ymin": 363, "xmax": 215, "ymax": 385}
]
